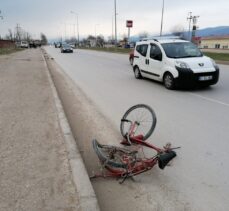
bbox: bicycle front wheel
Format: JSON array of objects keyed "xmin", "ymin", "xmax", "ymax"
[{"xmin": 120, "ymin": 104, "xmax": 157, "ymax": 141}]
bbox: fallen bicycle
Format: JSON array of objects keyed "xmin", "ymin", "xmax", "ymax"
[{"xmin": 91, "ymin": 104, "xmax": 180, "ymax": 183}]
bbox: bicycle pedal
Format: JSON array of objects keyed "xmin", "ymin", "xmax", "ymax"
[{"xmin": 120, "ymin": 140, "xmax": 131, "ymax": 146}]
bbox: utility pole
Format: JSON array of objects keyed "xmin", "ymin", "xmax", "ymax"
[
  {"xmin": 0, "ymin": 10, "xmax": 3, "ymax": 20},
  {"xmin": 114, "ymin": 0, "xmax": 117, "ymax": 46},
  {"xmin": 59, "ymin": 23, "xmax": 64, "ymax": 43},
  {"xmin": 70, "ymin": 11, "xmax": 80, "ymax": 45},
  {"xmin": 72, "ymin": 16, "xmax": 76, "ymax": 41},
  {"xmin": 160, "ymin": 0, "xmax": 165, "ymax": 36},
  {"xmin": 128, "ymin": 27, "xmax": 130, "ymax": 44},
  {"xmin": 0, "ymin": 10, "xmax": 3, "ymax": 39},
  {"xmin": 112, "ymin": 16, "xmax": 114, "ymax": 42},
  {"xmin": 187, "ymin": 12, "xmax": 192, "ymax": 41},
  {"xmin": 187, "ymin": 13, "xmax": 199, "ymax": 42},
  {"xmin": 191, "ymin": 15, "xmax": 199, "ymax": 42},
  {"xmin": 64, "ymin": 23, "xmax": 66, "ymax": 41},
  {"xmin": 77, "ymin": 15, "xmax": 79, "ymax": 45},
  {"xmin": 16, "ymin": 23, "xmax": 21, "ymax": 41}
]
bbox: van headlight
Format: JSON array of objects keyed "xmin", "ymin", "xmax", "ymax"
[
  {"xmin": 175, "ymin": 61, "xmax": 190, "ymax": 69},
  {"xmin": 211, "ymin": 59, "xmax": 218, "ymax": 68}
]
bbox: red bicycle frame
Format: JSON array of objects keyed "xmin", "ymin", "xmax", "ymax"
[
  {"xmin": 91, "ymin": 121, "xmax": 178, "ymax": 183},
  {"xmin": 121, "ymin": 121, "xmax": 163, "ymax": 152}
]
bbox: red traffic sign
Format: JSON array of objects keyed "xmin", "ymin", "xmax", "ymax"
[{"xmin": 126, "ymin": 20, "xmax": 133, "ymax": 28}]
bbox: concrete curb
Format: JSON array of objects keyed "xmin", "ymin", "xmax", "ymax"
[{"xmin": 41, "ymin": 49, "xmax": 100, "ymax": 211}]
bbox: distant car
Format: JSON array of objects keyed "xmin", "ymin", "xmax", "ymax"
[
  {"xmin": 55, "ymin": 42, "xmax": 61, "ymax": 48},
  {"xmin": 20, "ymin": 41, "xmax": 29, "ymax": 48},
  {"xmin": 129, "ymin": 49, "xmax": 134, "ymax": 65},
  {"xmin": 124, "ymin": 44, "xmax": 130, "ymax": 48},
  {"xmin": 129, "ymin": 42, "xmax": 135, "ymax": 48},
  {"xmin": 60, "ymin": 44, "xmax": 73, "ymax": 53},
  {"xmin": 69, "ymin": 43, "xmax": 76, "ymax": 48}
]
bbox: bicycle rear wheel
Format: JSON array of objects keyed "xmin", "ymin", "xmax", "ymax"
[
  {"xmin": 120, "ymin": 104, "xmax": 157, "ymax": 141},
  {"xmin": 92, "ymin": 139, "xmax": 136, "ymax": 169}
]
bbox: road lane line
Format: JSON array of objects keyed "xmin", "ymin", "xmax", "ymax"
[{"xmin": 189, "ymin": 93, "xmax": 229, "ymax": 107}]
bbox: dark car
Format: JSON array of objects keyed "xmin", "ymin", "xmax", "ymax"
[
  {"xmin": 61, "ymin": 44, "xmax": 73, "ymax": 53},
  {"xmin": 129, "ymin": 49, "xmax": 134, "ymax": 65}
]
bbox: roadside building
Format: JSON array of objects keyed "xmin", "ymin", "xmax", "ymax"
[
  {"xmin": 0, "ymin": 40, "xmax": 15, "ymax": 48},
  {"xmin": 200, "ymin": 35, "xmax": 229, "ymax": 49},
  {"xmin": 192, "ymin": 36, "xmax": 201, "ymax": 46}
]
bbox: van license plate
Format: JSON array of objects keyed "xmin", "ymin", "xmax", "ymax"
[{"xmin": 199, "ymin": 76, "xmax": 213, "ymax": 81}]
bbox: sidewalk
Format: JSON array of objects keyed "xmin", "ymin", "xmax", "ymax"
[{"xmin": 0, "ymin": 49, "xmax": 91, "ymax": 211}]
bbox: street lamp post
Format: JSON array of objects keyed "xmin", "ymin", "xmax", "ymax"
[
  {"xmin": 70, "ymin": 11, "xmax": 80, "ymax": 46},
  {"xmin": 95, "ymin": 24, "xmax": 100, "ymax": 46},
  {"xmin": 64, "ymin": 23, "xmax": 66, "ymax": 41},
  {"xmin": 114, "ymin": 0, "xmax": 117, "ymax": 46},
  {"xmin": 160, "ymin": 0, "xmax": 165, "ymax": 36}
]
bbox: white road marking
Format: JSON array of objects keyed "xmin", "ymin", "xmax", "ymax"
[{"xmin": 189, "ymin": 93, "xmax": 229, "ymax": 107}]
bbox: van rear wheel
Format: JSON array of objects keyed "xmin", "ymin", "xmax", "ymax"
[
  {"xmin": 134, "ymin": 66, "xmax": 142, "ymax": 79},
  {"xmin": 164, "ymin": 73, "xmax": 175, "ymax": 90}
]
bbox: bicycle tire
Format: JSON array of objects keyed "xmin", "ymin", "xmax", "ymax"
[
  {"xmin": 92, "ymin": 139, "xmax": 136, "ymax": 169},
  {"xmin": 120, "ymin": 104, "xmax": 157, "ymax": 141}
]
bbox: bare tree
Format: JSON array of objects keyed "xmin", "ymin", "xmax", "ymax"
[
  {"xmin": 21, "ymin": 30, "xmax": 27, "ymax": 41},
  {"xmin": 26, "ymin": 32, "xmax": 32, "ymax": 41},
  {"xmin": 13, "ymin": 24, "xmax": 30, "ymax": 41},
  {"xmin": 139, "ymin": 31, "xmax": 149, "ymax": 39},
  {"xmin": 3, "ymin": 24, "xmax": 34, "ymax": 42},
  {"xmin": 86, "ymin": 35, "xmax": 96, "ymax": 47},
  {"xmin": 96, "ymin": 35, "xmax": 105, "ymax": 47},
  {"xmin": 81, "ymin": 38, "xmax": 88, "ymax": 47},
  {"xmin": 87, "ymin": 35, "xmax": 95, "ymax": 40},
  {"xmin": 120, "ymin": 34, "xmax": 128, "ymax": 46},
  {"xmin": 7, "ymin": 29, "xmax": 13, "ymax": 40},
  {"xmin": 170, "ymin": 24, "xmax": 185, "ymax": 39},
  {"xmin": 66, "ymin": 36, "xmax": 77, "ymax": 44},
  {"xmin": 40, "ymin": 33, "xmax": 48, "ymax": 45},
  {"xmin": 121, "ymin": 33, "xmax": 127, "ymax": 40}
]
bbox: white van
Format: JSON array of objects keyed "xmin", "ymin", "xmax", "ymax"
[
  {"xmin": 20, "ymin": 41, "xmax": 29, "ymax": 48},
  {"xmin": 133, "ymin": 37, "xmax": 219, "ymax": 89}
]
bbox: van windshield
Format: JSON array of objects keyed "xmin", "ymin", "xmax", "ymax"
[{"xmin": 161, "ymin": 42, "xmax": 203, "ymax": 58}]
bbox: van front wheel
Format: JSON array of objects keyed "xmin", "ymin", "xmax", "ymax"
[
  {"xmin": 164, "ymin": 73, "xmax": 175, "ymax": 90},
  {"xmin": 134, "ymin": 66, "xmax": 142, "ymax": 79}
]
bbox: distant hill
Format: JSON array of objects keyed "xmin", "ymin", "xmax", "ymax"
[
  {"xmin": 196, "ymin": 26, "xmax": 229, "ymax": 37},
  {"xmin": 129, "ymin": 26, "xmax": 229, "ymax": 42}
]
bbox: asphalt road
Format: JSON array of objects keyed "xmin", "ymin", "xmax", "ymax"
[{"xmin": 45, "ymin": 47, "xmax": 229, "ymax": 210}]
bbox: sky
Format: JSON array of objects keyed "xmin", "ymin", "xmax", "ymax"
[{"xmin": 0, "ymin": 0, "xmax": 229, "ymax": 41}]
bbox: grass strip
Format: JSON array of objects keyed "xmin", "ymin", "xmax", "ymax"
[
  {"xmin": 0, "ymin": 48, "xmax": 24, "ymax": 55},
  {"xmin": 203, "ymin": 52, "xmax": 229, "ymax": 61},
  {"xmin": 78, "ymin": 47, "xmax": 132, "ymax": 54},
  {"xmin": 78, "ymin": 47, "xmax": 229, "ymax": 63}
]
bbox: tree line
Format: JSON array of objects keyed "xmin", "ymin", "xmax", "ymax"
[{"xmin": 1, "ymin": 24, "xmax": 48, "ymax": 45}]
